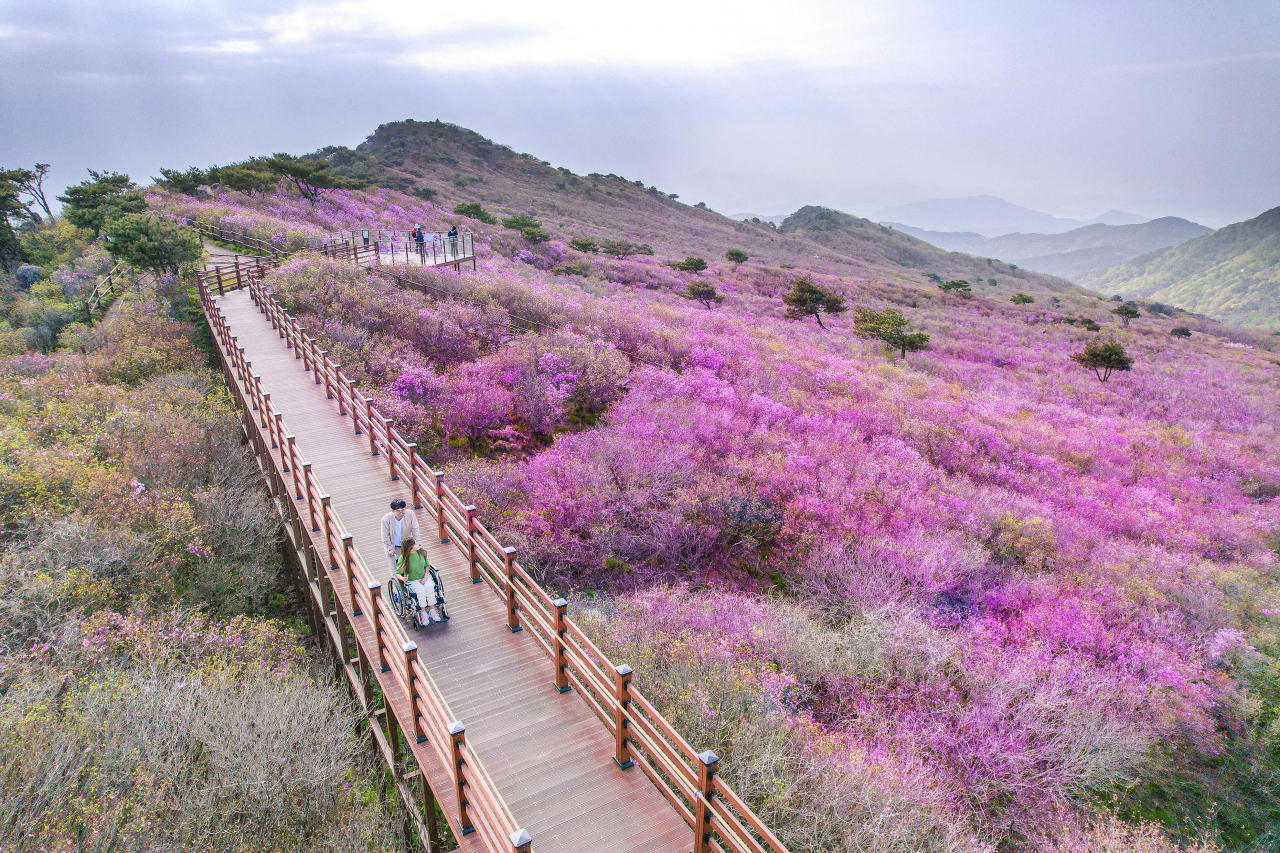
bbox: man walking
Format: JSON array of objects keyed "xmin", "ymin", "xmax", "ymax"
[{"xmin": 380, "ymin": 499, "xmax": 420, "ymax": 576}]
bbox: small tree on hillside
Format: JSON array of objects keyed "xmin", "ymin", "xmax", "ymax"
[
  {"xmin": 570, "ymin": 237, "xmax": 598, "ymax": 253},
  {"xmin": 264, "ymin": 153, "xmax": 360, "ymax": 204},
  {"xmin": 13, "ymin": 163, "xmax": 54, "ymax": 221},
  {"xmin": 725, "ymin": 248, "xmax": 748, "ymax": 264},
  {"xmin": 1011, "ymin": 293, "xmax": 1035, "ymax": 305},
  {"xmin": 57, "ymin": 170, "xmax": 147, "ymax": 237},
  {"xmin": 939, "ymin": 279, "xmax": 971, "ymax": 297},
  {"xmin": 1072, "ymin": 339, "xmax": 1132, "ymax": 383},
  {"xmin": 215, "ymin": 164, "xmax": 278, "ymax": 196},
  {"xmin": 502, "ymin": 213, "xmax": 550, "ymax": 243},
  {"xmin": 667, "ymin": 257, "xmax": 708, "ymax": 273},
  {"xmin": 1111, "ymin": 302, "xmax": 1141, "ymax": 327},
  {"xmin": 104, "ymin": 214, "xmax": 203, "ymax": 277},
  {"xmin": 924, "ymin": 273, "xmax": 942, "ymax": 283},
  {"xmin": 154, "ymin": 167, "xmax": 208, "ymax": 196},
  {"xmin": 783, "ymin": 276, "xmax": 847, "ymax": 329},
  {"xmin": 1170, "ymin": 326, "xmax": 1192, "ymax": 337},
  {"xmin": 0, "ymin": 170, "xmax": 34, "ymax": 271},
  {"xmin": 454, "ymin": 202, "xmax": 496, "ymax": 224},
  {"xmin": 853, "ymin": 307, "xmax": 930, "ymax": 358},
  {"xmin": 600, "ymin": 239, "xmax": 654, "ymax": 258},
  {"xmin": 684, "ymin": 281, "xmax": 723, "ymax": 309}
]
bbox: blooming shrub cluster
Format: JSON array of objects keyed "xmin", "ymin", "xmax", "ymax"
[
  {"xmin": 0, "ymin": 223, "xmax": 404, "ymax": 851},
  {"xmin": 149, "ymin": 184, "xmax": 1280, "ymax": 851}
]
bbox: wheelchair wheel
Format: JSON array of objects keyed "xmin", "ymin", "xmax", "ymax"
[{"xmin": 389, "ymin": 577, "xmax": 408, "ymax": 620}]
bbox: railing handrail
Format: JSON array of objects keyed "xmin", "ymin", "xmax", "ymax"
[{"xmin": 84, "ymin": 259, "xmax": 130, "ymax": 316}]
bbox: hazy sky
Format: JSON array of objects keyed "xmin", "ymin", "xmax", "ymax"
[{"xmin": 3, "ymin": 1, "xmax": 1277, "ymax": 227}]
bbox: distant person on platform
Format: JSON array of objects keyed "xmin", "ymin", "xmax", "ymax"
[
  {"xmin": 447, "ymin": 224, "xmax": 459, "ymax": 257},
  {"xmin": 380, "ymin": 499, "xmax": 420, "ymax": 576},
  {"xmin": 413, "ymin": 225, "xmax": 426, "ymax": 260}
]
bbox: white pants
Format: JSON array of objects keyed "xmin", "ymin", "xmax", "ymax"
[{"xmin": 408, "ymin": 577, "xmax": 439, "ymax": 624}]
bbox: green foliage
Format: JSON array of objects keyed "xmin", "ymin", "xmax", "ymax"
[
  {"xmin": 853, "ymin": 306, "xmax": 930, "ymax": 357},
  {"xmin": 0, "ymin": 169, "xmax": 34, "ymax": 270},
  {"xmin": 410, "ymin": 186, "xmax": 437, "ymax": 202},
  {"xmin": 501, "ymin": 213, "xmax": 550, "ymax": 243},
  {"xmin": 551, "ymin": 260, "xmax": 592, "ymax": 277},
  {"xmin": 211, "ymin": 163, "xmax": 278, "ymax": 196},
  {"xmin": 600, "ymin": 239, "xmax": 654, "ymax": 258},
  {"xmin": 683, "ymin": 280, "xmax": 724, "ymax": 309},
  {"xmin": 782, "ymin": 276, "xmax": 847, "ymax": 329},
  {"xmin": 154, "ymin": 166, "xmax": 208, "ymax": 196},
  {"xmin": 923, "ymin": 273, "xmax": 942, "ymax": 283},
  {"xmin": 725, "ymin": 248, "xmax": 749, "ymax": 264},
  {"xmin": 570, "ymin": 237, "xmax": 599, "ymax": 254},
  {"xmin": 1112, "ymin": 302, "xmax": 1141, "ymax": 326},
  {"xmin": 988, "ymin": 278, "xmax": 997, "ymax": 286},
  {"xmin": 263, "ymin": 153, "xmax": 361, "ymax": 204},
  {"xmin": 454, "ymin": 202, "xmax": 496, "ymax": 224},
  {"xmin": 18, "ymin": 219, "xmax": 90, "ymax": 269},
  {"xmin": 1083, "ymin": 320, "xmax": 1101, "ymax": 331},
  {"xmin": 1011, "ymin": 293, "xmax": 1035, "ymax": 305},
  {"xmin": 103, "ymin": 214, "xmax": 203, "ymax": 276},
  {"xmin": 56, "ymin": 170, "xmax": 147, "ymax": 237},
  {"xmin": 1170, "ymin": 326, "xmax": 1193, "ymax": 337},
  {"xmin": 939, "ymin": 279, "xmax": 971, "ymax": 296},
  {"xmin": 1072, "ymin": 339, "xmax": 1133, "ymax": 383},
  {"xmin": 667, "ymin": 256, "xmax": 708, "ymax": 273}
]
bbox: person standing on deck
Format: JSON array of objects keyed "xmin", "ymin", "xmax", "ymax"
[
  {"xmin": 380, "ymin": 499, "xmax": 420, "ymax": 576},
  {"xmin": 447, "ymin": 224, "xmax": 459, "ymax": 259},
  {"xmin": 413, "ymin": 225, "xmax": 425, "ymax": 261}
]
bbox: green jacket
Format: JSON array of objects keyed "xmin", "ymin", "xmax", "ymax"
[{"xmin": 399, "ymin": 549, "xmax": 429, "ymax": 583}]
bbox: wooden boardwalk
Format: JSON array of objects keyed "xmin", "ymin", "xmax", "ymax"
[{"xmin": 215, "ymin": 287, "xmax": 690, "ymax": 853}]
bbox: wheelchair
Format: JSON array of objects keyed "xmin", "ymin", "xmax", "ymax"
[{"xmin": 389, "ymin": 563, "xmax": 449, "ymax": 628}]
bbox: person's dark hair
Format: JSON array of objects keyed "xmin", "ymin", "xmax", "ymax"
[
  {"xmin": 398, "ymin": 537, "xmax": 417, "ymax": 570},
  {"xmin": 390, "ymin": 499, "xmax": 406, "ymax": 510}
]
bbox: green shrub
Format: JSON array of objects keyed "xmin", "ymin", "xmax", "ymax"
[
  {"xmin": 1170, "ymin": 327, "xmax": 1193, "ymax": 337},
  {"xmin": 683, "ymin": 281, "xmax": 723, "ymax": 309},
  {"xmin": 56, "ymin": 170, "xmax": 148, "ymax": 237},
  {"xmin": 599, "ymin": 239, "xmax": 654, "ymax": 258},
  {"xmin": 783, "ymin": 276, "xmax": 847, "ymax": 329},
  {"xmin": 853, "ymin": 307, "xmax": 930, "ymax": 357},
  {"xmin": 725, "ymin": 249, "xmax": 749, "ymax": 264},
  {"xmin": 1072, "ymin": 339, "xmax": 1132, "ymax": 382},
  {"xmin": 453, "ymin": 202, "xmax": 495, "ymax": 224},
  {"xmin": 1011, "ymin": 293, "xmax": 1035, "ymax": 305},
  {"xmin": 570, "ymin": 237, "xmax": 598, "ymax": 254},
  {"xmin": 667, "ymin": 257, "xmax": 708, "ymax": 273}
]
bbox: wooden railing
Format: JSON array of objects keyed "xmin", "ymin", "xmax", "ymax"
[
  {"xmin": 224, "ymin": 271, "xmax": 789, "ymax": 853},
  {"xmin": 197, "ymin": 270, "xmax": 530, "ymax": 853},
  {"xmin": 338, "ymin": 229, "xmax": 475, "ymax": 269},
  {"xmin": 84, "ymin": 259, "xmax": 130, "ymax": 319}
]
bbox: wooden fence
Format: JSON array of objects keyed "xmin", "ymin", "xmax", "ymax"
[
  {"xmin": 201, "ymin": 266, "xmax": 791, "ymax": 853},
  {"xmin": 84, "ymin": 259, "xmax": 130, "ymax": 319}
]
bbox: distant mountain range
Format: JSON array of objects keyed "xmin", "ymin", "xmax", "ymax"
[
  {"xmin": 887, "ymin": 217, "xmax": 1212, "ymax": 279},
  {"xmin": 874, "ymin": 195, "xmax": 1148, "ymax": 237},
  {"xmin": 1078, "ymin": 206, "xmax": 1280, "ymax": 329}
]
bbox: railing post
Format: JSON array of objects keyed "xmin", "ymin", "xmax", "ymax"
[
  {"xmin": 264, "ymin": 397, "xmax": 277, "ymax": 447},
  {"xmin": 465, "ymin": 506, "xmax": 479, "ymax": 583},
  {"xmin": 276, "ymin": 416, "xmax": 288, "ymax": 467},
  {"xmin": 315, "ymin": 348, "xmax": 326, "ymax": 386},
  {"xmin": 369, "ymin": 581, "xmax": 390, "ymax": 673},
  {"xmin": 693, "ymin": 750, "xmax": 719, "ymax": 853},
  {"xmin": 367, "ymin": 398, "xmax": 378, "ymax": 456},
  {"xmin": 404, "ymin": 642, "xmax": 426, "ymax": 742},
  {"xmin": 334, "ymin": 366, "xmax": 346, "ymax": 415},
  {"xmin": 407, "ymin": 444, "xmax": 422, "ymax": 508},
  {"xmin": 435, "ymin": 472, "xmax": 449, "ymax": 543},
  {"xmin": 448, "ymin": 722, "xmax": 474, "ymax": 836},
  {"xmin": 386, "ymin": 420, "xmax": 398, "ymax": 480},
  {"xmin": 504, "ymin": 547, "xmax": 520, "ymax": 632},
  {"xmin": 301, "ymin": 335, "xmax": 311, "ymax": 372},
  {"xmin": 343, "ymin": 534, "xmax": 360, "ymax": 616},
  {"xmin": 215, "ymin": 266, "xmax": 225, "ymax": 296},
  {"xmin": 613, "ymin": 664, "xmax": 634, "ymax": 770},
  {"xmin": 306, "ymin": 471, "xmax": 320, "ymax": 532},
  {"xmin": 320, "ymin": 494, "xmax": 333, "ymax": 566},
  {"xmin": 553, "ymin": 598, "xmax": 570, "ymax": 693},
  {"xmin": 509, "ymin": 828, "xmax": 532, "ymax": 853}
]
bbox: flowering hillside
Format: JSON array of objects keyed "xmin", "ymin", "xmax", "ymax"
[{"xmin": 149, "ymin": 172, "xmax": 1280, "ymax": 853}]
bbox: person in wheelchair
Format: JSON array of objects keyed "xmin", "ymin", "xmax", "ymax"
[{"xmin": 395, "ymin": 537, "xmax": 443, "ymax": 627}]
